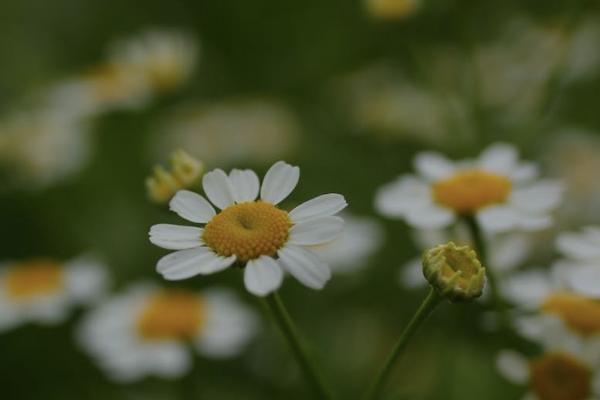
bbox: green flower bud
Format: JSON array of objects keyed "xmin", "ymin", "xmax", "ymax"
[
  {"xmin": 422, "ymin": 242, "xmax": 486, "ymax": 302},
  {"xmin": 146, "ymin": 150, "xmax": 203, "ymax": 204}
]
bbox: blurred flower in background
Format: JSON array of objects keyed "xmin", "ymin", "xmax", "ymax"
[
  {"xmin": 146, "ymin": 149, "xmax": 204, "ymax": 204},
  {"xmin": 0, "ymin": 256, "xmax": 108, "ymax": 331},
  {"xmin": 78, "ymin": 283, "xmax": 257, "ymax": 382},
  {"xmin": 365, "ymin": 0, "xmax": 421, "ymax": 20},
  {"xmin": 153, "ymin": 99, "xmax": 300, "ymax": 166}
]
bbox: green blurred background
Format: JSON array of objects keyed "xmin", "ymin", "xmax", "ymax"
[{"xmin": 1, "ymin": 0, "xmax": 599, "ymax": 399}]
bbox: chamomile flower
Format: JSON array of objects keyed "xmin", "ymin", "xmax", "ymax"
[
  {"xmin": 149, "ymin": 161, "xmax": 347, "ymax": 296},
  {"xmin": 375, "ymin": 143, "xmax": 563, "ymax": 233},
  {"xmin": 0, "ymin": 256, "xmax": 108, "ymax": 332},
  {"xmin": 496, "ymin": 349, "xmax": 600, "ymax": 400},
  {"xmin": 78, "ymin": 283, "xmax": 256, "ymax": 382}
]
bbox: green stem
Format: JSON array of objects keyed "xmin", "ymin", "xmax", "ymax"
[
  {"xmin": 362, "ymin": 288, "xmax": 442, "ymax": 400},
  {"xmin": 264, "ymin": 292, "xmax": 333, "ymax": 400},
  {"xmin": 463, "ymin": 215, "xmax": 510, "ymax": 328}
]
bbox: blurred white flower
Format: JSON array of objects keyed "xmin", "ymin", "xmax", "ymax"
[
  {"xmin": 78, "ymin": 283, "xmax": 256, "ymax": 382},
  {"xmin": 154, "ymin": 99, "xmax": 299, "ymax": 166},
  {"xmin": 149, "ymin": 161, "xmax": 347, "ymax": 296},
  {"xmin": 0, "ymin": 256, "xmax": 108, "ymax": 332},
  {"xmin": 310, "ymin": 213, "xmax": 383, "ymax": 274},
  {"xmin": 0, "ymin": 109, "xmax": 91, "ymax": 188},
  {"xmin": 400, "ymin": 226, "xmax": 532, "ymax": 288},
  {"xmin": 496, "ymin": 348, "xmax": 600, "ymax": 400},
  {"xmin": 543, "ymin": 130, "xmax": 600, "ymax": 225},
  {"xmin": 554, "ymin": 227, "xmax": 600, "ymax": 299},
  {"xmin": 375, "ymin": 143, "xmax": 563, "ymax": 233}
]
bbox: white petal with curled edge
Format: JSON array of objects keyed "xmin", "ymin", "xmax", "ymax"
[
  {"xmin": 289, "ymin": 194, "xmax": 347, "ymax": 223},
  {"xmin": 289, "ymin": 216, "xmax": 344, "ymax": 246},
  {"xmin": 169, "ymin": 190, "xmax": 216, "ymax": 223},
  {"xmin": 278, "ymin": 245, "xmax": 331, "ymax": 289},
  {"xmin": 260, "ymin": 161, "xmax": 300, "ymax": 205},
  {"xmin": 202, "ymin": 169, "xmax": 236, "ymax": 209},
  {"xmin": 244, "ymin": 256, "xmax": 284, "ymax": 296},
  {"xmin": 157, "ymin": 247, "xmax": 235, "ymax": 280},
  {"xmin": 149, "ymin": 224, "xmax": 203, "ymax": 250},
  {"xmin": 229, "ymin": 169, "xmax": 260, "ymax": 203}
]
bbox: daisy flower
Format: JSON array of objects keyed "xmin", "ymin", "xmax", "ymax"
[
  {"xmin": 78, "ymin": 283, "xmax": 256, "ymax": 382},
  {"xmin": 149, "ymin": 161, "xmax": 347, "ymax": 296},
  {"xmin": 496, "ymin": 348, "xmax": 600, "ymax": 400},
  {"xmin": 0, "ymin": 256, "xmax": 108, "ymax": 332},
  {"xmin": 375, "ymin": 143, "xmax": 563, "ymax": 233}
]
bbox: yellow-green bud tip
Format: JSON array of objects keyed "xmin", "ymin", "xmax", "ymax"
[
  {"xmin": 146, "ymin": 150, "xmax": 204, "ymax": 204},
  {"xmin": 422, "ymin": 241, "xmax": 486, "ymax": 302}
]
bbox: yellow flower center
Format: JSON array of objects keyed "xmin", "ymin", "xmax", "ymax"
[
  {"xmin": 5, "ymin": 260, "xmax": 64, "ymax": 300},
  {"xmin": 136, "ymin": 289, "xmax": 204, "ymax": 341},
  {"xmin": 202, "ymin": 202, "xmax": 292, "ymax": 262},
  {"xmin": 542, "ymin": 292, "xmax": 600, "ymax": 335},
  {"xmin": 432, "ymin": 170, "xmax": 512, "ymax": 214},
  {"xmin": 530, "ymin": 353, "xmax": 591, "ymax": 400}
]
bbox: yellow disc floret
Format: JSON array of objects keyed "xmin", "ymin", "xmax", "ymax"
[
  {"xmin": 530, "ymin": 353, "xmax": 591, "ymax": 400},
  {"xmin": 137, "ymin": 289, "xmax": 204, "ymax": 341},
  {"xmin": 432, "ymin": 170, "xmax": 512, "ymax": 214},
  {"xmin": 542, "ymin": 292, "xmax": 600, "ymax": 336},
  {"xmin": 5, "ymin": 259, "xmax": 64, "ymax": 300},
  {"xmin": 202, "ymin": 202, "xmax": 292, "ymax": 262}
]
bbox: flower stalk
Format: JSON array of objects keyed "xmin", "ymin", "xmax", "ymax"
[
  {"xmin": 265, "ymin": 292, "xmax": 334, "ymax": 400},
  {"xmin": 362, "ymin": 288, "xmax": 442, "ymax": 400}
]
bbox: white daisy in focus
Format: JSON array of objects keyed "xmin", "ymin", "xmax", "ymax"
[
  {"xmin": 0, "ymin": 110, "xmax": 91, "ymax": 188},
  {"xmin": 310, "ymin": 214, "xmax": 383, "ymax": 274},
  {"xmin": 108, "ymin": 30, "xmax": 198, "ymax": 93},
  {"xmin": 375, "ymin": 143, "xmax": 563, "ymax": 233},
  {"xmin": 0, "ymin": 256, "xmax": 108, "ymax": 332},
  {"xmin": 496, "ymin": 348, "xmax": 600, "ymax": 400},
  {"xmin": 149, "ymin": 161, "xmax": 347, "ymax": 296},
  {"xmin": 400, "ymin": 226, "xmax": 532, "ymax": 289},
  {"xmin": 78, "ymin": 283, "xmax": 256, "ymax": 382},
  {"xmin": 154, "ymin": 99, "xmax": 299, "ymax": 166}
]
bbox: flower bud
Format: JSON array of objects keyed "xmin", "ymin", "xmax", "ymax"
[
  {"xmin": 171, "ymin": 149, "xmax": 203, "ymax": 186},
  {"xmin": 422, "ymin": 242, "xmax": 486, "ymax": 302},
  {"xmin": 146, "ymin": 150, "xmax": 203, "ymax": 204}
]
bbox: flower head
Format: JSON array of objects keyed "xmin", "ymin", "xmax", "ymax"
[
  {"xmin": 149, "ymin": 161, "xmax": 347, "ymax": 296},
  {"xmin": 78, "ymin": 283, "xmax": 256, "ymax": 382},
  {"xmin": 422, "ymin": 242, "xmax": 486, "ymax": 301},
  {"xmin": 0, "ymin": 256, "xmax": 108, "ymax": 331},
  {"xmin": 375, "ymin": 143, "xmax": 563, "ymax": 233}
]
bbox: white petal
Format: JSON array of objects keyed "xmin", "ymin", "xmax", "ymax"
[
  {"xmin": 478, "ymin": 143, "xmax": 518, "ymax": 174},
  {"xmin": 202, "ymin": 169, "xmax": 236, "ymax": 209},
  {"xmin": 405, "ymin": 204, "xmax": 455, "ymax": 229},
  {"xmin": 556, "ymin": 231, "xmax": 600, "ymax": 260},
  {"xmin": 289, "ymin": 216, "xmax": 344, "ymax": 246},
  {"xmin": 496, "ymin": 350, "xmax": 529, "ymax": 384},
  {"xmin": 477, "ymin": 205, "xmax": 519, "ymax": 233},
  {"xmin": 374, "ymin": 176, "xmax": 432, "ymax": 217},
  {"xmin": 509, "ymin": 162, "xmax": 539, "ymax": 183},
  {"xmin": 149, "ymin": 224, "xmax": 203, "ymax": 250},
  {"xmin": 567, "ymin": 266, "xmax": 600, "ymax": 298},
  {"xmin": 229, "ymin": 169, "xmax": 260, "ymax": 203},
  {"xmin": 413, "ymin": 151, "xmax": 456, "ymax": 181},
  {"xmin": 511, "ymin": 181, "xmax": 563, "ymax": 213},
  {"xmin": 157, "ymin": 247, "xmax": 235, "ymax": 280},
  {"xmin": 278, "ymin": 245, "xmax": 331, "ymax": 289},
  {"xmin": 398, "ymin": 258, "xmax": 426, "ymax": 289},
  {"xmin": 501, "ymin": 269, "xmax": 553, "ymax": 308},
  {"xmin": 260, "ymin": 161, "xmax": 300, "ymax": 205},
  {"xmin": 169, "ymin": 190, "xmax": 215, "ymax": 223},
  {"xmin": 244, "ymin": 256, "xmax": 284, "ymax": 296},
  {"xmin": 289, "ymin": 194, "xmax": 347, "ymax": 223}
]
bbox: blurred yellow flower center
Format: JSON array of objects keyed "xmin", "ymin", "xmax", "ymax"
[
  {"xmin": 202, "ymin": 202, "xmax": 291, "ymax": 262},
  {"xmin": 137, "ymin": 290, "xmax": 204, "ymax": 341},
  {"xmin": 5, "ymin": 260, "xmax": 64, "ymax": 300},
  {"xmin": 530, "ymin": 353, "xmax": 590, "ymax": 400},
  {"xmin": 432, "ymin": 170, "xmax": 511, "ymax": 214},
  {"xmin": 542, "ymin": 292, "xmax": 600, "ymax": 335}
]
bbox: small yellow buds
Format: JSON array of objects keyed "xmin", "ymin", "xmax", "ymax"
[
  {"xmin": 146, "ymin": 150, "xmax": 203, "ymax": 204},
  {"xmin": 422, "ymin": 242, "xmax": 486, "ymax": 302}
]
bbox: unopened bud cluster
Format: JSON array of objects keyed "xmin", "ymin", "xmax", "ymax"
[
  {"xmin": 146, "ymin": 150, "xmax": 203, "ymax": 203},
  {"xmin": 422, "ymin": 242, "xmax": 486, "ymax": 302}
]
